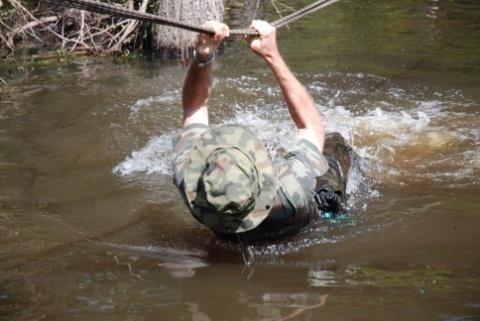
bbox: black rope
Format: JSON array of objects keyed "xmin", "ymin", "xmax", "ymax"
[{"xmin": 42, "ymin": 0, "xmax": 339, "ymax": 36}]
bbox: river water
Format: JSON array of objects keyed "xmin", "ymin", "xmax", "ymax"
[{"xmin": 1, "ymin": 0, "xmax": 479, "ymax": 320}]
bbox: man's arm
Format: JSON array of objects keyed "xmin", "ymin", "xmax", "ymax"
[
  {"xmin": 182, "ymin": 21, "xmax": 229, "ymax": 127},
  {"xmin": 247, "ymin": 20, "xmax": 325, "ymax": 152}
]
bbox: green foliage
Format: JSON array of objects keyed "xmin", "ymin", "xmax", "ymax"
[
  {"xmin": 56, "ymin": 48, "xmax": 71, "ymax": 62},
  {"xmin": 112, "ymin": 51, "xmax": 136, "ymax": 64},
  {"xmin": 0, "ymin": 7, "xmax": 15, "ymax": 18}
]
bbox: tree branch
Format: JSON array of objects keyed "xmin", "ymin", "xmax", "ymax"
[{"xmin": 108, "ymin": 0, "xmax": 149, "ymax": 52}]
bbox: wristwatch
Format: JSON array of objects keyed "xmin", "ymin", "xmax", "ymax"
[{"xmin": 193, "ymin": 50, "xmax": 215, "ymax": 68}]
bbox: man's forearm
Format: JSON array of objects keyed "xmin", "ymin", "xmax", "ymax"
[
  {"xmin": 180, "ymin": 21, "xmax": 229, "ymax": 127},
  {"xmin": 181, "ymin": 62, "xmax": 213, "ymax": 126},
  {"xmin": 266, "ymin": 53, "xmax": 325, "ymax": 150}
]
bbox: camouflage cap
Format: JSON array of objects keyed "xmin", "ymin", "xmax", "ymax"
[{"xmin": 183, "ymin": 125, "xmax": 278, "ymax": 234}]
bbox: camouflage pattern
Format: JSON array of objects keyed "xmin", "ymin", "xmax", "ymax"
[
  {"xmin": 214, "ymin": 138, "xmax": 330, "ymax": 242},
  {"xmin": 172, "ymin": 124, "xmax": 209, "ymax": 188},
  {"xmin": 173, "ymin": 124, "xmax": 278, "ymax": 234},
  {"xmin": 275, "ymin": 139, "xmax": 329, "ymax": 213},
  {"xmin": 173, "ymin": 124, "xmax": 339, "ymax": 238},
  {"xmin": 214, "ymin": 135, "xmax": 353, "ymax": 242}
]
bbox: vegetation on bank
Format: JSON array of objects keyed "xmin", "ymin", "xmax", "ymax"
[
  {"xmin": 0, "ymin": 0, "xmax": 167, "ymax": 60},
  {"xmin": 0, "ymin": 0, "xmax": 265, "ymax": 83},
  {"xmin": 0, "ymin": 0, "xmax": 264, "ymax": 62}
]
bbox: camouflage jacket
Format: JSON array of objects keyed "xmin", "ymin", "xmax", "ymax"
[{"xmin": 173, "ymin": 124, "xmax": 329, "ymax": 242}]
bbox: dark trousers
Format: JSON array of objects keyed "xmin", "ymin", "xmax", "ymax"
[{"xmin": 316, "ymin": 132, "xmax": 353, "ymax": 199}]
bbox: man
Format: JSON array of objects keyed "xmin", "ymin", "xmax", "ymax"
[{"xmin": 173, "ymin": 20, "xmax": 351, "ymax": 242}]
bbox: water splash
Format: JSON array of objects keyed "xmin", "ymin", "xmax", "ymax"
[
  {"xmin": 113, "ymin": 132, "xmax": 177, "ymax": 176},
  {"xmin": 130, "ymin": 90, "xmax": 179, "ymax": 116},
  {"xmin": 113, "ymin": 72, "xmax": 479, "ymax": 254},
  {"xmin": 115, "ymin": 72, "xmax": 478, "ymax": 184}
]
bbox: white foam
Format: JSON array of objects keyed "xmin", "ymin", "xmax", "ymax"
[
  {"xmin": 130, "ymin": 91, "xmax": 179, "ymax": 116},
  {"xmin": 113, "ymin": 132, "xmax": 176, "ymax": 176},
  {"xmin": 101, "ymin": 242, "xmax": 206, "ymax": 257},
  {"xmin": 114, "ymin": 72, "xmax": 478, "ymax": 191}
]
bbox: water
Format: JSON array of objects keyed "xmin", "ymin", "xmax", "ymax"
[{"xmin": 1, "ymin": 0, "xmax": 480, "ymax": 320}]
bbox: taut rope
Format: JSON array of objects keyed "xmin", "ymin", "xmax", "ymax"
[{"xmin": 43, "ymin": 0, "xmax": 339, "ymax": 36}]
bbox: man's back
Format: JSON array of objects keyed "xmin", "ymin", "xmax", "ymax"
[{"xmin": 173, "ymin": 20, "xmax": 350, "ymax": 241}]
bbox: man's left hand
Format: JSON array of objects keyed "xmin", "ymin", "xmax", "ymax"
[{"xmin": 195, "ymin": 21, "xmax": 230, "ymax": 61}]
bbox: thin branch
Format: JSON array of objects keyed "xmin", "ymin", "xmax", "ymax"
[
  {"xmin": 270, "ymin": 0, "xmax": 284, "ymax": 19},
  {"xmin": 12, "ymin": 16, "xmax": 58, "ymax": 35},
  {"xmin": 61, "ymin": 9, "xmax": 65, "ymax": 48},
  {"xmin": 84, "ymin": 24, "xmax": 102, "ymax": 51},
  {"xmin": 0, "ymin": 18, "xmax": 14, "ymax": 32},
  {"xmin": 253, "ymin": 0, "xmax": 261, "ymax": 20},
  {"xmin": 85, "ymin": 20, "xmax": 128, "ymax": 38},
  {"xmin": 275, "ymin": 294, "xmax": 329, "ymax": 321},
  {"xmin": 270, "ymin": 0, "xmax": 295, "ymax": 21},
  {"xmin": 70, "ymin": 10, "xmax": 85, "ymax": 52},
  {"xmin": 108, "ymin": 0, "xmax": 149, "ymax": 52},
  {"xmin": 114, "ymin": 255, "xmax": 144, "ymax": 281},
  {"xmin": 274, "ymin": 0, "xmax": 295, "ymax": 12},
  {"xmin": 6, "ymin": 0, "xmax": 37, "ymax": 21},
  {"xmin": 0, "ymin": 30, "xmax": 13, "ymax": 51}
]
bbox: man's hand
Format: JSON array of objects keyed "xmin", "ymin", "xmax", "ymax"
[
  {"xmin": 246, "ymin": 20, "xmax": 325, "ymax": 152},
  {"xmin": 195, "ymin": 21, "xmax": 230, "ymax": 61},
  {"xmin": 182, "ymin": 21, "xmax": 229, "ymax": 127},
  {"xmin": 246, "ymin": 20, "xmax": 280, "ymax": 61}
]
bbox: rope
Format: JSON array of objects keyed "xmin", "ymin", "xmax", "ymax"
[
  {"xmin": 43, "ymin": 0, "xmax": 339, "ymax": 36},
  {"xmin": 44, "ymin": 0, "xmax": 220, "ymax": 35},
  {"xmin": 272, "ymin": 0, "xmax": 339, "ymax": 29}
]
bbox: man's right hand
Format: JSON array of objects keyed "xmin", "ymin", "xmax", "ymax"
[
  {"xmin": 246, "ymin": 20, "xmax": 280, "ymax": 61},
  {"xmin": 195, "ymin": 21, "xmax": 229, "ymax": 61}
]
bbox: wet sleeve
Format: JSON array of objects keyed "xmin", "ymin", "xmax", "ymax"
[
  {"xmin": 172, "ymin": 124, "xmax": 209, "ymax": 188},
  {"xmin": 278, "ymin": 139, "xmax": 329, "ymax": 210}
]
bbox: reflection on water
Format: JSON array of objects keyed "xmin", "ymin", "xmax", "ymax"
[
  {"xmin": 101, "ymin": 242, "xmax": 209, "ymax": 279},
  {"xmin": 184, "ymin": 292, "xmax": 328, "ymax": 321},
  {"xmin": 1, "ymin": 0, "xmax": 480, "ymax": 320}
]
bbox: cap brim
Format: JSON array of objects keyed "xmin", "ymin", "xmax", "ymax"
[{"xmin": 183, "ymin": 125, "xmax": 278, "ymax": 233}]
